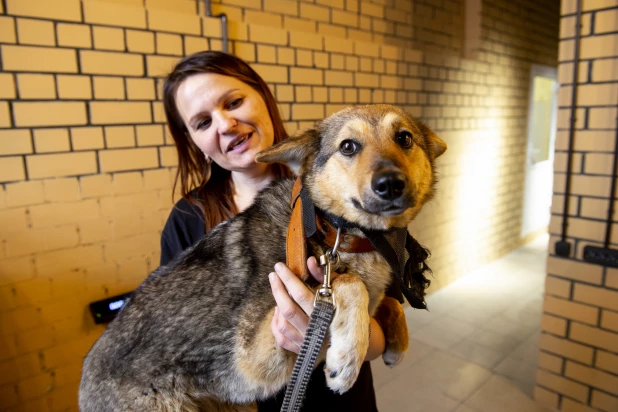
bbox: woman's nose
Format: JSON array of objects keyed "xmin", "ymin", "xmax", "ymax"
[{"xmin": 212, "ymin": 111, "xmax": 236, "ymax": 134}]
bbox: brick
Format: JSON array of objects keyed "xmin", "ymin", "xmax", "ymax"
[
  {"xmin": 0, "ymin": 256, "xmax": 34, "ymax": 287},
  {"xmin": 250, "ymin": 64, "xmax": 288, "ymax": 83},
  {"xmin": 584, "ymin": 153, "xmax": 613, "ymax": 176},
  {"xmin": 544, "ymin": 295, "xmax": 598, "ymax": 325},
  {"xmin": 591, "ymin": 390, "xmax": 618, "ymax": 411},
  {"xmin": 539, "ymin": 332, "xmax": 594, "ymax": 364},
  {"xmin": 325, "ymin": 37, "xmax": 354, "ymax": 54},
  {"xmin": 276, "ymin": 85, "xmax": 294, "ymax": 102},
  {"xmin": 105, "ymin": 126, "xmax": 135, "ymax": 148},
  {"xmin": 355, "ymin": 40, "xmax": 380, "ymax": 57},
  {"xmin": 360, "ymin": 57, "xmax": 372, "ymax": 72},
  {"xmin": 27, "ymin": 152, "xmax": 97, "ymax": 179},
  {"xmin": 17, "ymin": 18, "xmax": 55, "ymax": 46},
  {"xmin": 592, "ymin": 58, "xmax": 618, "ymax": 82},
  {"xmin": 533, "ymin": 386, "xmax": 559, "ymax": 409},
  {"xmin": 112, "ymin": 171, "xmax": 142, "ymax": 195},
  {"xmin": 571, "ymin": 322, "xmax": 618, "ymax": 352},
  {"xmin": 80, "ymin": 174, "xmax": 112, "ymax": 198},
  {"xmin": 561, "ymin": 398, "xmax": 598, "ymax": 412},
  {"xmin": 184, "ymin": 36, "xmax": 209, "ymax": 55},
  {"xmin": 126, "ymin": 78, "xmax": 156, "ymax": 101},
  {"xmin": 318, "ymin": 23, "xmax": 347, "ymax": 38},
  {"xmin": 300, "ymin": 3, "xmax": 330, "ymax": 22},
  {"xmin": 329, "ymin": 88, "xmax": 343, "ymax": 103},
  {"xmin": 536, "ymin": 369, "xmax": 589, "ymax": 402},
  {"xmin": 0, "ymin": 16, "xmax": 16, "ymax": 43},
  {"xmin": 574, "ymin": 283, "xmax": 618, "ymax": 311},
  {"xmin": 33, "ymin": 128, "xmax": 71, "ymax": 153},
  {"xmin": 143, "ymin": 168, "xmax": 170, "ymax": 190},
  {"xmin": 601, "ymin": 309, "xmax": 618, "ymax": 332},
  {"xmin": 541, "ymin": 314, "xmax": 567, "ymax": 336},
  {"xmin": 202, "ymin": 16, "xmax": 222, "ymax": 38},
  {"xmin": 590, "ymin": 107, "xmax": 618, "ymax": 129},
  {"xmin": 292, "ymin": 104, "xmax": 324, "ymax": 120},
  {"xmin": 295, "ymin": 86, "xmax": 312, "ymax": 102},
  {"xmin": 332, "ymin": 9, "xmax": 358, "ymax": 26},
  {"xmin": 325, "ymin": 70, "xmax": 354, "ymax": 86},
  {"xmin": 314, "ymin": 51, "xmax": 328, "ymax": 69},
  {"xmin": 81, "ymin": 50, "xmax": 144, "ymax": 76},
  {"xmin": 136, "ymin": 125, "xmax": 164, "ymax": 146},
  {"xmin": 265, "ymin": 0, "xmax": 298, "ymax": 15},
  {"xmin": 596, "ymin": 350, "xmax": 618, "ymax": 375},
  {"xmin": 147, "ymin": 8, "xmax": 200, "ymax": 35},
  {"xmin": 360, "ymin": 2, "xmax": 384, "ymax": 17},
  {"xmin": 566, "ymin": 361, "xmax": 618, "ymax": 396},
  {"xmin": 16, "ymin": 326, "xmax": 54, "ymax": 354},
  {"xmin": 249, "ymin": 24, "xmax": 288, "ymax": 46},
  {"xmin": 596, "ymin": 10, "xmax": 618, "ymax": 36},
  {"xmin": 580, "ymin": 34, "xmax": 618, "ymax": 59},
  {"xmin": 79, "ymin": 218, "xmax": 112, "ymax": 244},
  {"xmin": 57, "ymin": 23, "xmax": 91, "ymax": 48},
  {"xmin": 17, "ymin": 73, "xmax": 55, "ymax": 99},
  {"xmin": 2, "ymin": 45, "xmax": 77, "ymax": 73},
  {"xmin": 84, "ymin": 0, "xmax": 146, "ymax": 28},
  {"xmin": 0, "ymin": 74, "xmax": 15, "ymax": 100},
  {"xmin": 355, "ymin": 72, "xmax": 380, "ymax": 87},
  {"xmin": 92, "ymin": 26, "xmax": 124, "ymax": 51},
  {"xmin": 290, "ymin": 31, "xmax": 322, "ymax": 51},
  {"xmin": 7, "ymin": 0, "xmax": 81, "ymax": 22},
  {"xmin": 545, "ymin": 276, "xmax": 571, "ymax": 298},
  {"xmin": 538, "ymin": 351, "xmax": 563, "ymax": 374},
  {"xmin": 0, "ymin": 157, "xmax": 25, "ymax": 182},
  {"xmin": 0, "ymin": 102, "xmax": 10, "ymax": 128},
  {"xmin": 290, "ymin": 67, "xmax": 323, "ymax": 85},
  {"xmin": 42, "ymin": 177, "xmax": 80, "ymax": 203},
  {"xmin": 546, "ymin": 256, "xmax": 603, "ymax": 284},
  {"xmin": 126, "ymin": 30, "xmax": 154, "ymax": 54},
  {"xmin": 90, "ymin": 102, "xmax": 152, "ymax": 125},
  {"xmin": 582, "ymin": 0, "xmax": 618, "ymax": 11},
  {"xmin": 156, "ymin": 32, "xmax": 183, "ymax": 56},
  {"xmin": 160, "ymin": 146, "xmax": 177, "ymax": 166},
  {"xmin": 0, "ymin": 385, "xmax": 18, "ymax": 408},
  {"xmin": 380, "ymin": 74, "xmax": 402, "ymax": 89},
  {"xmin": 234, "ymin": 42, "xmax": 256, "ymax": 62},
  {"xmin": 227, "ymin": 20, "xmax": 248, "ymax": 41},
  {"xmin": 99, "ymin": 148, "xmax": 159, "ymax": 172},
  {"xmin": 71, "ymin": 127, "xmax": 104, "ymax": 151},
  {"xmin": 42, "ymin": 335, "xmax": 99, "ymax": 369},
  {"xmin": 608, "ymin": 268, "xmax": 618, "ymax": 289},
  {"xmin": 146, "ymin": 55, "xmax": 179, "ymax": 77},
  {"xmin": 14, "ymin": 102, "xmax": 87, "ymax": 128},
  {"xmin": 257, "ymin": 45, "xmax": 277, "ymax": 64},
  {"xmin": 105, "ymin": 233, "xmax": 159, "ymax": 261},
  {"xmin": 284, "ymin": 17, "xmax": 316, "ymax": 33},
  {"xmin": 246, "ymin": 9, "xmax": 283, "ymax": 27},
  {"xmin": 0, "ymin": 129, "xmax": 32, "ymax": 155},
  {"xmin": 57, "ymin": 75, "xmax": 92, "ymax": 100},
  {"xmin": 93, "ymin": 76, "xmax": 126, "ymax": 101},
  {"xmin": 296, "ymin": 49, "xmax": 312, "ymax": 67}
]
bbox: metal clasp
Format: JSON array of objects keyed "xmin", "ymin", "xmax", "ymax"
[{"xmin": 314, "ymin": 227, "xmax": 341, "ymax": 307}]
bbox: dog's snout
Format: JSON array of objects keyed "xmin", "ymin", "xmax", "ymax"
[{"xmin": 371, "ymin": 170, "xmax": 407, "ymax": 200}]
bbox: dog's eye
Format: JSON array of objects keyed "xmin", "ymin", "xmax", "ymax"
[
  {"xmin": 397, "ymin": 130, "xmax": 413, "ymax": 149},
  {"xmin": 340, "ymin": 140, "xmax": 360, "ymax": 156}
]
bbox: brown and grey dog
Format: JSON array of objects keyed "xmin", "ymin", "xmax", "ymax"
[{"xmin": 79, "ymin": 104, "xmax": 446, "ymax": 412}]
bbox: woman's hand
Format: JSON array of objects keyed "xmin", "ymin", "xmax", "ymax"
[
  {"xmin": 268, "ymin": 259, "xmax": 386, "ymax": 360},
  {"xmin": 268, "ymin": 256, "xmax": 325, "ymax": 353}
]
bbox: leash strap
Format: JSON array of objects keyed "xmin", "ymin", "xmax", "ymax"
[{"xmin": 280, "ymin": 300, "xmax": 335, "ymax": 412}]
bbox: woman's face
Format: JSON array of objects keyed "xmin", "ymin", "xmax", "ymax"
[{"xmin": 175, "ymin": 73, "xmax": 275, "ymax": 173}]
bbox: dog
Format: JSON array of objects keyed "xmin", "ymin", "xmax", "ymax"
[{"xmin": 79, "ymin": 104, "xmax": 447, "ymax": 412}]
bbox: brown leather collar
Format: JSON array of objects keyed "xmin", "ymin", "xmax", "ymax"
[{"xmin": 286, "ymin": 178, "xmax": 375, "ymax": 280}]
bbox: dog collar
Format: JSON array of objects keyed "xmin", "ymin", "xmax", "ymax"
[{"xmin": 286, "ymin": 178, "xmax": 375, "ymax": 280}]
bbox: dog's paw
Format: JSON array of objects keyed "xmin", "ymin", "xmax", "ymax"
[
  {"xmin": 324, "ymin": 346, "xmax": 364, "ymax": 394},
  {"xmin": 382, "ymin": 348, "xmax": 406, "ymax": 368}
]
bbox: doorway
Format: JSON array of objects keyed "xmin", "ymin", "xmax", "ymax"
[{"xmin": 521, "ymin": 65, "xmax": 558, "ymax": 238}]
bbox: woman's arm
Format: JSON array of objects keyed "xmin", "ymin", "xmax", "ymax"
[{"xmin": 268, "ymin": 259, "xmax": 386, "ymax": 360}]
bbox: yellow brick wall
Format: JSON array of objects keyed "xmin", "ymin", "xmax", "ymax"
[
  {"xmin": 535, "ymin": 0, "xmax": 618, "ymax": 411},
  {"xmin": 0, "ymin": 0, "xmax": 559, "ymax": 410}
]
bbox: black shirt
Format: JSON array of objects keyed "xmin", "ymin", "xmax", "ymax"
[{"xmin": 160, "ymin": 196, "xmax": 380, "ymax": 412}]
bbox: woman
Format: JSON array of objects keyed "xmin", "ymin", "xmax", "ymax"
[{"xmin": 160, "ymin": 50, "xmax": 390, "ymax": 411}]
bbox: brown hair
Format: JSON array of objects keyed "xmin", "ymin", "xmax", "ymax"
[{"xmin": 163, "ymin": 51, "xmax": 291, "ymax": 231}]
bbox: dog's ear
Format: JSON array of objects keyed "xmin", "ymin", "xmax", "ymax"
[
  {"xmin": 418, "ymin": 123, "xmax": 447, "ymax": 160},
  {"xmin": 255, "ymin": 128, "xmax": 320, "ymax": 175}
]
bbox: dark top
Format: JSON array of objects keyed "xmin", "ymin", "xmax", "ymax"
[{"xmin": 160, "ymin": 196, "xmax": 381, "ymax": 412}]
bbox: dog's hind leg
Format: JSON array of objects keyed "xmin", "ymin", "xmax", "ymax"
[
  {"xmin": 322, "ymin": 274, "xmax": 370, "ymax": 394},
  {"xmin": 373, "ymin": 296, "xmax": 409, "ymax": 367}
]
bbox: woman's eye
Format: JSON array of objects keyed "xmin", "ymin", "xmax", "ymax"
[
  {"xmin": 227, "ymin": 98, "xmax": 243, "ymax": 110},
  {"xmin": 397, "ymin": 130, "xmax": 413, "ymax": 149},
  {"xmin": 196, "ymin": 118, "xmax": 211, "ymax": 130},
  {"xmin": 340, "ymin": 140, "xmax": 360, "ymax": 156}
]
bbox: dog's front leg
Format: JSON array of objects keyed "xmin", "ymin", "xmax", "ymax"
[
  {"xmin": 323, "ymin": 274, "xmax": 370, "ymax": 394},
  {"xmin": 374, "ymin": 296, "xmax": 409, "ymax": 367}
]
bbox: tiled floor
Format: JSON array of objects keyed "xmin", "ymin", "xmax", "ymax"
[{"xmin": 373, "ymin": 234, "xmax": 550, "ymax": 412}]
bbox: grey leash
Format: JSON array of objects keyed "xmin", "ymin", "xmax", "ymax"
[{"xmin": 280, "ymin": 231, "xmax": 341, "ymax": 412}]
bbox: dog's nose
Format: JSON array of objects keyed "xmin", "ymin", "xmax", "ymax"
[{"xmin": 371, "ymin": 170, "xmax": 407, "ymax": 200}]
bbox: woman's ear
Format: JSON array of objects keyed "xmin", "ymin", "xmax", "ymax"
[{"xmin": 255, "ymin": 128, "xmax": 320, "ymax": 175}]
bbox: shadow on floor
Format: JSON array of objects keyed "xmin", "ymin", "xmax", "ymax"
[{"xmin": 373, "ymin": 234, "xmax": 550, "ymax": 412}]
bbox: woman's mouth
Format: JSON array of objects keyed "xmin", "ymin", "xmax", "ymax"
[{"xmin": 227, "ymin": 132, "xmax": 253, "ymax": 153}]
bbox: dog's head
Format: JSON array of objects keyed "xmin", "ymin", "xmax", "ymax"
[{"xmin": 256, "ymin": 104, "xmax": 446, "ymax": 231}]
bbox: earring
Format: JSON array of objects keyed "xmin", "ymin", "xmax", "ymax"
[{"xmin": 204, "ymin": 154, "xmax": 213, "ymax": 164}]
